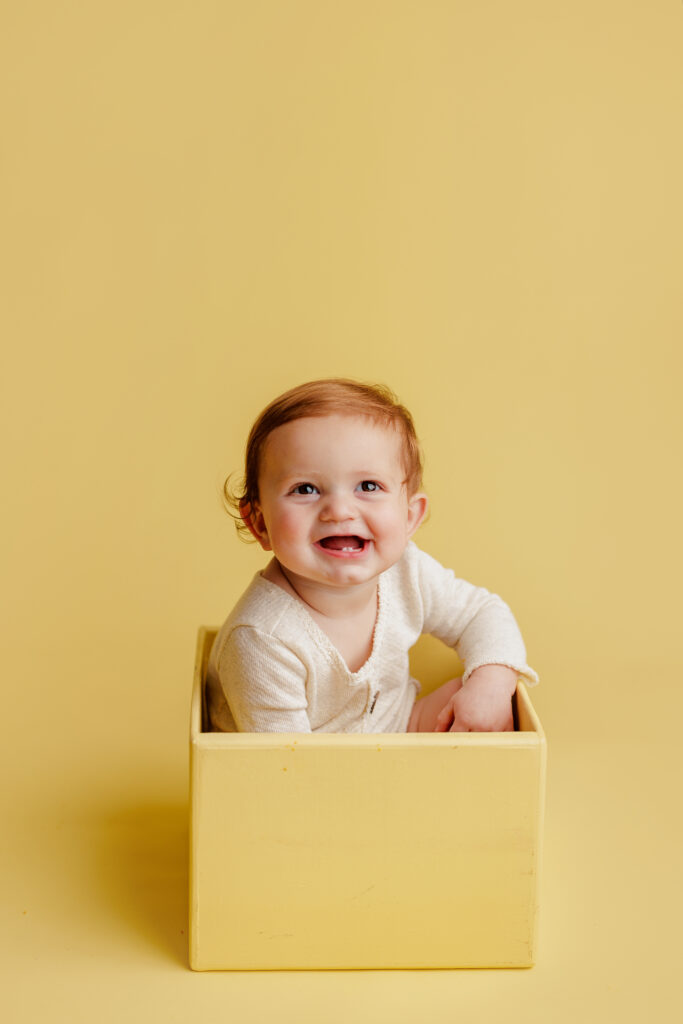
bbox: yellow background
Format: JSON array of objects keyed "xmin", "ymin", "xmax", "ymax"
[{"xmin": 2, "ymin": 1, "xmax": 681, "ymax": 1020}]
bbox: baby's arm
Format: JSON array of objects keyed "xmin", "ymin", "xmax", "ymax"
[
  {"xmin": 217, "ymin": 626, "xmax": 312, "ymax": 732},
  {"xmin": 433, "ymin": 664, "xmax": 517, "ymax": 732},
  {"xmin": 414, "ymin": 546, "xmax": 538, "ymax": 690}
]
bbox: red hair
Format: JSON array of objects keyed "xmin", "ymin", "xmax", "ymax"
[{"xmin": 224, "ymin": 378, "xmax": 424, "ymax": 540}]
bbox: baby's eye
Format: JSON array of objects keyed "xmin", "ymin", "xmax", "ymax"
[
  {"xmin": 291, "ymin": 483, "xmax": 319, "ymax": 495},
  {"xmin": 358, "ymin": 480, "xmax": 381, "ymax": 492}
]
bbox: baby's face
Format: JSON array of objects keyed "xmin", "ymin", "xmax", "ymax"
[{"xmin": 248, "ymin": 414, "xmax": 427, "ymax": 592}]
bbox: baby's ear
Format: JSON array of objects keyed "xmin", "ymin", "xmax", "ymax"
[
  {"xmin": 240, "ymin": 501, "xmax": 272, "ymax": 550},
  {"xmin": 406, "ymin": 492, "xmax": 428, "ymax": 538}
]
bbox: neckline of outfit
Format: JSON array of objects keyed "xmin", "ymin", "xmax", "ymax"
[{"xmin": 255, "ymin": 570, "xmax": 386, "ymax": 678}]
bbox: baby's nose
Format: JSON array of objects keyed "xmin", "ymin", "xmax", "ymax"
[{"xmin": 319, "ymin": 491, "xmax": 355, "ymax": 522}]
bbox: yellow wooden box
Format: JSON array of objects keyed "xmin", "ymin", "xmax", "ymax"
[{"xmin": 190, "ymin": 627, "xmax": 546, "ymax": 971}]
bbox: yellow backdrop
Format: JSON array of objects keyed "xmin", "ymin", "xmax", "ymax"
[{"xmin": 2, "ymin": 2, "xmax": 681, "ymax": 1021}]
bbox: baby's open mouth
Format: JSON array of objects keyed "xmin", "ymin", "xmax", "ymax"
[{"xmin": 318, "ymin": 535, "xmax": 367, "ymax": 552}]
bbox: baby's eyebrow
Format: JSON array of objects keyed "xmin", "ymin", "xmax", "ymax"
[
  {"xmin": 274, "ymin": 468, "xmax": 404, "ymax": 486},
  {"xmin": 277, "ymin": 471, "xmax": 320, "ymax": 482}
]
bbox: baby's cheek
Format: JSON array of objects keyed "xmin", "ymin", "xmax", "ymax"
[
  {"xmin": 276, "ymin": 512, "xmax": 307, "ymax": 544},
  {"xmin": 384, "ymin": 511, "xmax": 413, "ymax": 543}
]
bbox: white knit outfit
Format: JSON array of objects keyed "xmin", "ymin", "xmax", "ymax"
[{"xmin": 206, "ymin": 542, "xmax": 538, "ymax": 734}]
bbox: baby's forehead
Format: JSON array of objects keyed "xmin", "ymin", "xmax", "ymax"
[{"xmin": 261, "ymin": 413, "xmax": 405, "ymax": 469}]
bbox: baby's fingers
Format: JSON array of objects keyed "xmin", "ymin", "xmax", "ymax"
[{"xmin": 434, "ymin": 701, "xmax": 455, "ymax": 732}]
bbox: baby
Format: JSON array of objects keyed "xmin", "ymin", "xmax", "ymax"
[{"xmin": 206, "ymin": 379, "xmax": 538, "ymax": 734}]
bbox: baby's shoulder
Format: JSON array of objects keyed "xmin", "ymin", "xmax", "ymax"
[
  {"xmin": 384, "ymin": 543, "xmax": 464, "ymax": 619},
  {"xmin": 212, "ymin": 574, "xmax": 304, "ymax": 663},
  {"xmin": 387, "ymin": 541, "xmax": 448, "ymax": 590}
]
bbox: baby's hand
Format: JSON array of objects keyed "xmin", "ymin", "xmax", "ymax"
[{"xmin": 434, "ymin": 665, "xmax": 517, "ymax": 732}]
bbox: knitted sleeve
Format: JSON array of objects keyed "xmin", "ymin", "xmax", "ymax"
[
  {"xmin": 412, "ymin": 546, "xmax": 539, "ymax": 686},
  {"xmin": 216, "ymin": 625, "xmax": 312, "ymax": 732}
]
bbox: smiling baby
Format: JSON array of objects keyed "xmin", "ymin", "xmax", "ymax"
[{"xmin": 206, "ymin": 379, "xmax": 538, "ymax": 733}]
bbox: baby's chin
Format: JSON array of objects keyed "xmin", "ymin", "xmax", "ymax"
[{"xmin": 277, "ymin": 556, "xmax": 379, "ymax": 591}]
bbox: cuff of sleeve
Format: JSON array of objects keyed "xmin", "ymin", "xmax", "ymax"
[{"xmin": 462, "ymin": 661, "xmax": 540, "ymax": 687}]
